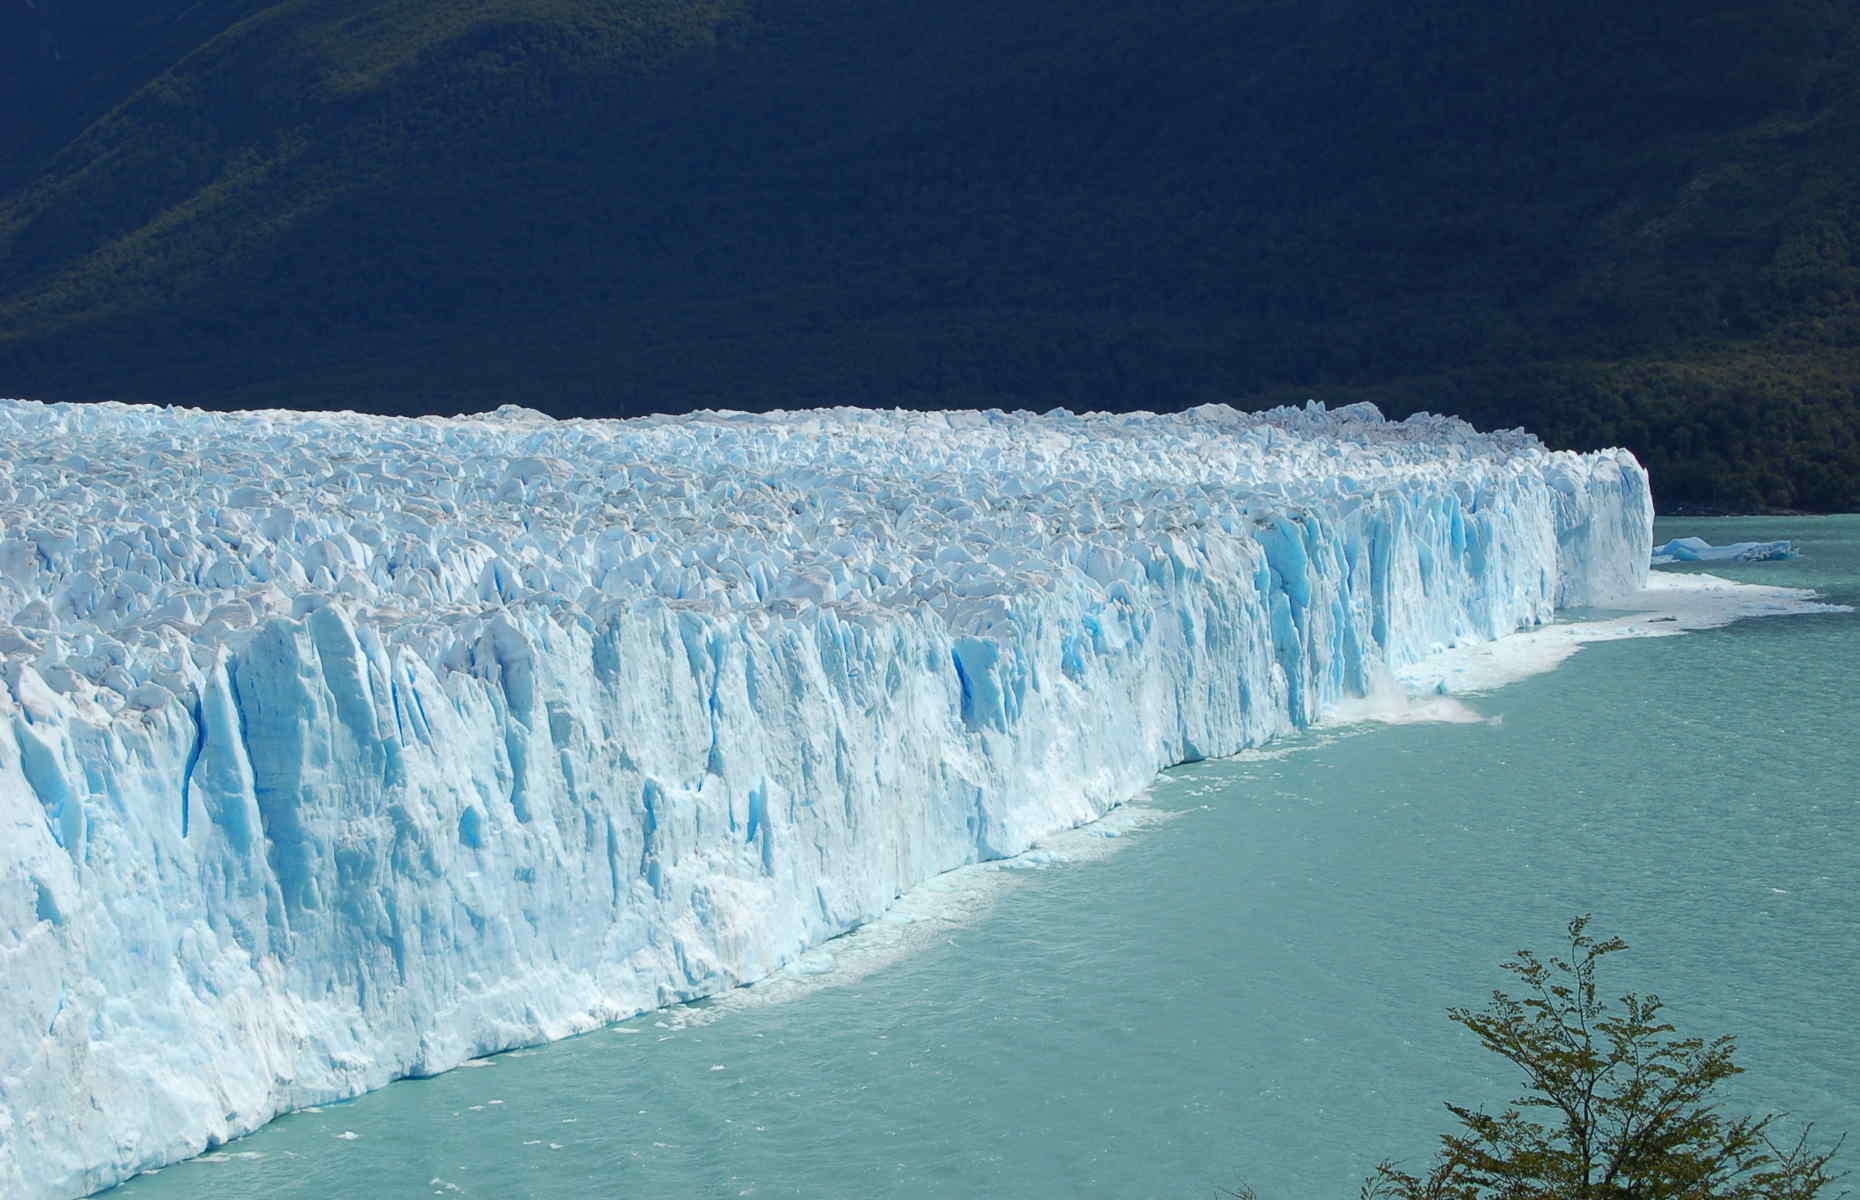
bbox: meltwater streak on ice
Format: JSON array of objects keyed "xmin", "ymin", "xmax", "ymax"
[{"xmin": 0, "ymin": 398, "xmax": 1653, "ymax": 1199}]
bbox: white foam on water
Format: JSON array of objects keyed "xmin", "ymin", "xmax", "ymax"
[
  {"xmin": 654, "ymin": 798, "xmax": 1182, "ymax": 1030},
  {"xmin": 1211, "ymin": 738, "xmax": 1344, "ymax": 763},
  {"xmin": 1392, "ymin": 571, "xmax": 1847, "ymax": 699},
  {"xmin": 1305, "ymin": 571, "xmax": 1843, "ymax": 734},
  {"xmin": 1318, "ymin": 677, "xmax": 1497, "ymax": 728},
  {"xmin": 192, "ymin": 1151, "xmax": 267, "ymax": 1166}
]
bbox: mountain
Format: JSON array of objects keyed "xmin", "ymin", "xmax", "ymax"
[{"xmin": 2, "ymin": 0, "xmax": 1857, "ymax": 510}]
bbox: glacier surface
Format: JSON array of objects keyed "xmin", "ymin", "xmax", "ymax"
[{"xmin": 0, "ymin": 398, "xmax": 1652, "ymax": 1198}]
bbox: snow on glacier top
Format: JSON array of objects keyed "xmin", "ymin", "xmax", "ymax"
[{"xmin": 0, "ymin": 397, "xmax": 1610, "ymax": 723}]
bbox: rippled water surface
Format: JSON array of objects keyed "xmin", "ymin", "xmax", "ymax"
[{"xmin": 109, "ymin": 516, "xmax": 1860, "ymax": 1199}]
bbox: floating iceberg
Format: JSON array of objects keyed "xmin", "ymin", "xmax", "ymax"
[
  {"xmin": 1651, "ymin": 536, "xmax": 1797, "ymax": 566},
  {"xmin": 0, "ymin": 398, "xmax": 1652, "ymax": 1198}
]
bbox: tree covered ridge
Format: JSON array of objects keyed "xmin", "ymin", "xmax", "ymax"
[{"xmin": 1, "ymin": 0, "xmax": 1857, "ymax": 510}]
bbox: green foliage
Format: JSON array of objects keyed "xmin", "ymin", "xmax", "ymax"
[
  {"xmin": 1359, "ymin": 917, "xmax": 1846, "ymax": 1199},
  {"xmin": 2, "ymin": 0, "xmax": 1859, "ymax": 510}
]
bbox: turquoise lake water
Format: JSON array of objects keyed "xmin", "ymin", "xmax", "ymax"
[{"xmin": 107, "ymin": 515, "xmax": 1860, "ymax": 1199}]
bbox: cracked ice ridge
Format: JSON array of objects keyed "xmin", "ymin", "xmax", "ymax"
[{"xmin": 0, "ymin": 397, "xmax": 1652, "ymax": 1199}]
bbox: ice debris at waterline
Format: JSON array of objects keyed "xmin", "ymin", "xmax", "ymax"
[
  {"xmin": 0, "ymin": 398, "xmax": 1652, "ymax": 1199},
  {"xmin": 1651, "ymin": 536, "xmax": 1798, "ymax": 565}
]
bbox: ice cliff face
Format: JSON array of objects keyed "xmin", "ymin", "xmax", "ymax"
[{"xmin": 0, "ymin": 398, "xmax": 1652, "ymax": 1198}]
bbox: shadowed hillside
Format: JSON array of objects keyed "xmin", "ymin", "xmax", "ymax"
[{"xmin": 2, "ymin": 0, "xmax": 1857, "ymax": 509}]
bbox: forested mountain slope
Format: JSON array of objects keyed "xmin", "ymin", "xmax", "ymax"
[{"xmin": 2, "ymin": 0, "xmax": 1856, "ymax": 509}]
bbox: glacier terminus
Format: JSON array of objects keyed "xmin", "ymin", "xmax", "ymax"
[{"xmin": 0, "ymin": 398, "xmax": 1653, "ymax": 1198}]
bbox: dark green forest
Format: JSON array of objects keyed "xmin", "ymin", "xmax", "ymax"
[{"xmin": 3, "ymin": 0, "xmax": 1858, "ymax": 509}]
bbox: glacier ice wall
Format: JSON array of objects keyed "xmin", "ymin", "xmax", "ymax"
[{"xmin": 0, "ymin": 398, "xmax": 1651, "ymax": 1198}]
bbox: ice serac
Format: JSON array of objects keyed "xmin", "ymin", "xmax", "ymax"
[{"xmin": 0, "ymin": 398, "xmax": 1652, "ymax": 1198}]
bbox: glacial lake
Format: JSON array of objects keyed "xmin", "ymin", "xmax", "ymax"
[{"xmin": 107, "ymin": 515, "xmax": 1860, "ymax": 1199}]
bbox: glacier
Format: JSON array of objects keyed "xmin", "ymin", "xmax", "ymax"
[{"xmin": 0, "ymin": 397, "xmax": 1652, "ymax": 1199}]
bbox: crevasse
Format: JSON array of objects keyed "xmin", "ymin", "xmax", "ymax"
[{"xmin": 0, "ymin": 399, "xmax": 1652, "ymax": 1199}]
